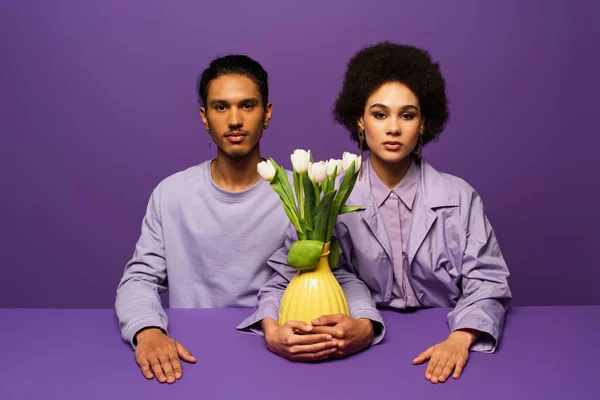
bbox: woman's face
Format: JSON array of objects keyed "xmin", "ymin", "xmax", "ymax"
[{"xmin": 359, "ymin": 81, "xmax": 424, "ymax": 165}]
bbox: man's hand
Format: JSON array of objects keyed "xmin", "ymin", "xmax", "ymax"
[
  {"xmin": 134, "ymin": 327, "xmax": 196, "ymax": 384},
  {"xmin": 262, "ymin": 318, "xmax": 338, "ymax": 362},
  {"xmin": 412, "ymin": 329, "xmax": 480, "ymax": 384},
  {"xmin": 310, "ymin": 314, "xmax": 373, "ymax": 358}
]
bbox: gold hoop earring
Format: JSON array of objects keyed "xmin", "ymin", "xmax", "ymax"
[
  {"xmin": 358, "ymin": 129, "xmax": 365, "ymax": 180},
  {"xmin": 359, "ymin": 130, "xmax": 364, "ymax": 154}
]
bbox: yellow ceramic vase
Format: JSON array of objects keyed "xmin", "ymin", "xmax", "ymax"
[{"xmin": 279, "ymin": 242, "xmax": 350, "ymax": 325}]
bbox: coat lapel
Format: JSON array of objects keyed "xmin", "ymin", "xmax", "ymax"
[
  {"xmin": 348, "ymin": 159, "xmax": 394, "ymax": 261},
  {"xmin": 349, "ymin": 156, "xmax": 459, "ymax": 267},
  {"xmin": 361, "ymin": 195, "xmax": 393, "ymax": 261},
  {"xmin": 406, "ymin": 157, "xmax": 459, "ymax": 265}
]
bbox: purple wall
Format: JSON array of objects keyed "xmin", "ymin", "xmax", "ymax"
[{"xmin": 1, "ymin": 0, "xmax": 599, "ymax": 308}]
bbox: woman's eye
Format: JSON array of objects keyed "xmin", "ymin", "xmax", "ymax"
[
  {"xmin": 401, "ymin": 114, "xmax": 415, "ymax": 120},
  {"xmin": 374, "ymin": 113, "xmax": 386, "ymax": 119}
]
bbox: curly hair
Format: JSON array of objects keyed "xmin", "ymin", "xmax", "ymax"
[
  {"xmin": 334, "ymin": 42, "xmax": 449, "ymax": 149},
  {"xmin": 197, "ymin": 54, "xmax": 269, "ymax": 109}
]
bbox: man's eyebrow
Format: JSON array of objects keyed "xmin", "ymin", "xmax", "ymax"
[
  {"xmin": 209, "ymin": 98, "xmax": 260, "ymax": 106},
  {"xmin": 239, "ymin": 97, "xmax": 260, "ymax": 104},
  {"xmin": 209, "ymin": 99, "xmax": 228, "ymax": 107}
]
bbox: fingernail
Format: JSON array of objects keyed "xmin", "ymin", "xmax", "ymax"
[
  {"xmin": 176, "ymin": 372, "xmax": 182, "ymax": 378},
  {"xmin": 305, "ymin": 325, "xmax": 313, "ymax": 331},
  {"xmin": 426, "ymin": 374, "xmax": 431, "ymax": 379},
  {"xmin": 326, "ymin": 335, "xmax": 332, "ymax": 340}
]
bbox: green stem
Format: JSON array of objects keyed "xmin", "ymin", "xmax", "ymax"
[{"xmin": 298, "ymin": 173, "xmax": 305, "ymax": 221}]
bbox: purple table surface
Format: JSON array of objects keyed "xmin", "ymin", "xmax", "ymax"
[{"xmin": 1, "ymin": 306, "xmax": 597, "ymax": 400}]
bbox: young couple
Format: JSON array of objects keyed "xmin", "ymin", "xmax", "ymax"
[{"xmin": 115, "ymin": 42, "xmax": 511, "ymax": 385}]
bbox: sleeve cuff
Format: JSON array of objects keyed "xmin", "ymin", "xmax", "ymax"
[
  {"xmin": 124, "ymin": 316, "xmax": 169, "ymax": 349},
  {"xmin": 450, "ymin": 319, "xmax": 500, "ymax": 353},
  {"xmin": 236, "ymin": 306, "xmax": 280, "ymax": 336},
  {"xmin": 352, "ymin": 308, "xmax": 386, "ymax": 345}
]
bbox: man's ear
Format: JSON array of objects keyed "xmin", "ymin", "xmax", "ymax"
[
  {"xmin": 200, "ymin": 107, "xmax": 209, "ymax": 131},
  {"xmin": 264, "ymin": 102, "xmax": 273, "ymax": 127}
]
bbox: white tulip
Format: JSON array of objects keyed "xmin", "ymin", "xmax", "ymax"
[
  {"xmin": 290, "ymin": 149, "xmax": 311, "ymax": 174},
  {"xmin": 342, "ymin": 152, "xmax": 362, "ymax": 173},
  {"xmin": 257, "ymin": 159, "xmax": 276, "ymax": 181},
  {"xmin": 307, "ymin": 161, "xmax": 328, "ymax": 184},
  {"xmin": 326, "ymin": 159, "xmax": 343, "ymax": 177}
]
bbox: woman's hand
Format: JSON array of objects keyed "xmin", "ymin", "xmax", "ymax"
[{"xmin": 412, "ymin": 329, "xmax": 480, "ymax": 383}]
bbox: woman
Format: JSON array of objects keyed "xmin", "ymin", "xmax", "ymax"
[{"xmin": 330, "ymin": 42, "xmax": 511, "ymax": 383}]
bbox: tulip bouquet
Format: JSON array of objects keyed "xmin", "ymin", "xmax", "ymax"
[{"xmin": 257, "ymin": 150, "xmax": 362, "ymax": 271}]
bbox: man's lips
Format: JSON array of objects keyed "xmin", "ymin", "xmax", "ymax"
[{"xmin": 225, "ymin": 131, "xmax": 247, "ymax": 143}]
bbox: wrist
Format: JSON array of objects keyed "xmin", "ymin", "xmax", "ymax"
[
  {"xmin": 450, "ymin": 328, "xmax": 480, "ymax": 347},
  {"xmin": 134, "ymin": 327, "xmax": 163, "ymax": 344},
  {"xmin": 358, "ymin": 318, "xmax": 374, "ymax": 338},
  {"xmin": 261, "ymin": 318, "xmax": 278, "ymax": 337}
]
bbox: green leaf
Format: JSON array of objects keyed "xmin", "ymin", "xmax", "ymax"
[
  {"xmin": 326, "ymin": 167, "xmax": 337, "ymax": 194},
  {"xmin": 302, "ymin": 175, "xmax": 316, "ymax": 238},
  {"xmin": 293, "ymin": 171, "xmax": 300, "ymax": 205},
  {"xmin": 326, "ymin": 161, "xmax": 359, "ymax": 240},
  {"xmin": 280, "ymin": 169, "xmax": 298, "ymax": 211},
  {"xmin": 340, "ymin": 205, "xmax": 363, "ymax": 214},
  {"xmin": 328, "ymin": 236, "xmax": 340, "ymax": 268},
  {"xmin": 269, "ymin": 158, "xmax": 304, "ymax": 237},
  {"xmin": 322, "ymin": 179, "xmax": 330, "ymax": 196},
  {"xmin": 313, "ymin": 190, "xmax": 336, "ymax": 242},
  {"xmin": 293, "ymin": 171, "xmax": 303, "ymax": 218},
  {"xmin": 271, "ymin": 181, "xmax": 304, "ymax": 237},
  {"xmin": 270, "ymin": 158, "xmax": 297, "ymax": 212},
  {"xmin": 287, "ymin": 240, "xmax": 324, "ymax": 270},
  {"xmin": 313, "ymin": 181, "xmax": 321, "ymax": 205},
  {"xmin": 322, "ymin": 170, "xmax": 337, "ymax": 195}
]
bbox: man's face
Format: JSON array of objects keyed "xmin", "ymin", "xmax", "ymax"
[{"xmin": 200, "ymin": 74, "xmax": 272, "ymax": 161}]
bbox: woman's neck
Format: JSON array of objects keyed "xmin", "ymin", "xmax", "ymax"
[{"xmin": 369, "ymin": 154, "xmax": 412, "ymax": 189}]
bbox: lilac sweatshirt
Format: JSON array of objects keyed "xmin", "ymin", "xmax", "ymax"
[
  {"xmin": 115, "ymin": 161, "xmax": 289, "ymax": 346},
  {"xmin": 116, "ymin": 160, "xmax": 383, "ymax": 347}
]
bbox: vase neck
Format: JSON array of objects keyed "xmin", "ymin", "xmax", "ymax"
[{"xmin": 314, "ymin": 252, "xmax": 331, "ymax": 272}]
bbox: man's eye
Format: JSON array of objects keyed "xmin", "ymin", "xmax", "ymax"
[
  {"xmin": 242, "ymin": 104, "xmax": 254, "ymax": 110},
  {"xmin": 215, "ymin": 105, "xmax": 226, "ymax": 111}
]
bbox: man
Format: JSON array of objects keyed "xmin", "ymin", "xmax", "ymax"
[{"xmin": 116, "ymin": 55, "xmax": 382, "ymax": 385}]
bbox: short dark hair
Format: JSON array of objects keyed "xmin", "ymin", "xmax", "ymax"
[
  {"xmin": 197, "ymin": 55, "xmax": 269, "ymax": 108},
  {"xmin": 334, "ymin": 42, "xmax": 449, "ymax": 149}
]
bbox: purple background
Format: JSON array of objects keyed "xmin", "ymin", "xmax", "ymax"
[{"xmin": 1, "ymin": 0, "xmax": 599, "ymax": 308}]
